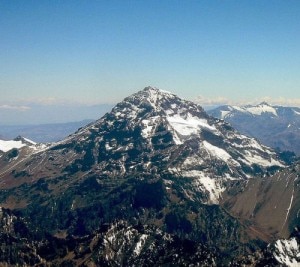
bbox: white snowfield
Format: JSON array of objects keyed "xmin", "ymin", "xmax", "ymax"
[
  {"xmin": 184, "ymin": 170, "xmax": 225, "ymax": 205},
  {"xmin": 141, "ymin": 114, "xmax": 218, "ymax": 144},
  {"xmin": 0, "ymin": 137, "xmax": 43, "ymax": 153},
  {"xmin": 167, "ymin": 115, "xmax": 216, "ymax": 136},
  {"xmin": 221, "ymin": 103, "xmax": 298, "ymax": 119},
  {"xmin": 0, "ymin": 140, "xmax": 27, "ymax": 152},
  {"xmin": 202, "ymin": 141, "xmax": 231, "ymax": 162},
  {"xmin": 245, "ymin": 103, "xmax": 278, "ymax": 116},
  {"xmin": 219, "ymin": 102, "xmax": 279, "ymax": 119}
]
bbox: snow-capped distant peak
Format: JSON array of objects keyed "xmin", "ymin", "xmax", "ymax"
[
  {"xmin": 143, "ymin": 86, "xmax": 173, "ymax": 95},
  {"xmin": 0, "ymin": 139, "xmax": 27, "ymax": 152},
  {"xmin": 245, "ymin": 102, "xmax": 278, "ymax": 116},
  {"xmin": 219, "ymin": 105, "xmax": 247, "ymax": 119},
  {"xmin": 216, "ymin": 103, "xmax": 278, "ymax": 117},
  {"xmin": 0, "ymin": 136, "xmax": 38, "ymax": 153},
  {"xmin": 143, "ymin": 86, "xmax": 175, "ymax": 103},
  {"xmin": 121, "ymin": 86, "xmax": 177, "ymax": 112},
  {"xmin": 259, "ymin": 101, "xmax": 270, "ymax": 106}
]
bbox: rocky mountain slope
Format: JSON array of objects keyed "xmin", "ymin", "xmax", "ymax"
[
  {"xmin": 221, "ymin": 161, "xmax": 300, "ymax": 266},
  {"xmin": 208, "ymin": 102, "xmax": 300, "ymax": 156},
  {"xmin": 0, "ymin": 87, "xmax": 283, "ymax": 203},
  {"xmin": 227, "ymin": 168, "xmax": 300, "ymax": 267},
  {"xmin": 223, "ymin": 162, "xmax": 300, "ymax": 239},
  {"xmin": 0, "ymin": 136, "xmax": 47, "ymax": 180},
  {"xmin": 0, "ymin": 87, "xmax": 293, "ymax": 265}
]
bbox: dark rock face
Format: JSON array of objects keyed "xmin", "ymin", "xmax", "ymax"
[
  {"xmin": 0, "ymin": 207, "xmax": 44, "ymax": 266},
  {"xmin": 208, "ymin": 103, "xmax": 300, "ymax": 156},
  {"xmin": 0, "ymin": 87, "xmax": 289, "ymax": 265}
]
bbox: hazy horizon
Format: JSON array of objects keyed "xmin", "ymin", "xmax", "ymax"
[{"xmin": 1, "ymin": 1, "xmax": 300, "ymax": 124}]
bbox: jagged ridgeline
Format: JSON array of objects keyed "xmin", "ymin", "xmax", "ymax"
[{"xmin": 1, "ymin": 87, "xmax": 298, "ymax": 266}]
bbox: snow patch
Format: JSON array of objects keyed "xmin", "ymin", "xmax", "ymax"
[
  {"xmin": 245, "ymin": 103, "xmax": 278, "ymax": 116},
  {"xmin": 0, "ymin": 140, "xmax": 26, "ymax": 152},
  {"xmin": 202, "ymin": 141, "xmax": 241, "ymax": 167},
  {"xmin": 22, "ymin": 137, "xmax": 36, "ymax": 145},
  {"xmin": 183, "ymin": 156, "xmax": 204, "ymax": 167},
  {"xmin": 242, "ymin": 152, "xmax": 283, "ymax": 167},
  {"xmin": 167, "ymin": 114, "xmax": 216, "ymax": 137},
  {"xmin": 141, "ymin": 117, "xmax": 159, "ymax": 138},
  {"xmin": 202, "ymin": 141, "xmax": 231, "ymax": 162},
  {"xmin": 220, "ymin": 110, "xmax": 231, "ymax": 119},
  {"xmin": 232, "ymin": 105, "xmax": 247, "ymax": 112},
  {"xmin": 293, "ymin": 109, "xmax": 300, "ymax": 116},
  {"xmin": 182, "ymin": 170, "xmax": 225, "ymax": 204},
  {"xmin": 133, "ymin": 234, "xmax": 148, "ymax": 256},
  {"xmin": 195, "ymin": 175, "xmax": 225, "ymax": 205},
  {"xmin": 281, "ymin": 186, "xmax": 294, "ymax": 230},
  {"xmin": 273, "ymin": 238, "xmax": 300, "ymax": 267}
]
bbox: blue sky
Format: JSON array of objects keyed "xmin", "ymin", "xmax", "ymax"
[{"xmin": 1, "ymin": 1, "xmax": 300, "ymax": 124}]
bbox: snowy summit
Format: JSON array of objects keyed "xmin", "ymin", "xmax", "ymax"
[{"xmin": 53, "ymin": 86, "xmax": 284, "ymax": 204}]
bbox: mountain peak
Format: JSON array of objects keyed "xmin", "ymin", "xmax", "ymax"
[
  {"xmin": 0, "ymin": 137, "xmax": 29, "ymax": 153},
  {"xmin": 142, "ymin": 86, "xmax": 172, "ymax": 95},
  {"xmin": 114, "ymin": 86, "xmax": 205, "ymax": 120},
  {"xmin": 53, "ymin": 86, "xmax": 284, "ymax": 205},
  {"xmin": 127, "ymin": 86, "xmax": 176, "ymax": 106},
  {"xmin": 246, "ymin": 102, "xmax": 277, "ymax": 116},
  {"xmin": 143, "ymin": 86, "xmax": 161, "ymax": 92},
  {"xmin": 0, "ymin": 87, "xmax": 295, "ymax": 266},
  {"xmin": 258, "ymin": 101, "xmax": 270, "ymax": 106}
]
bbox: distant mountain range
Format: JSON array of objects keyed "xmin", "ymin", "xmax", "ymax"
[
  {"xmin": 0, "ymin": 120, "xmax": 94, "ymax": 143},
  {"xmin": 208, "ymin": 102, "xmax": 300, "ymax": 156}
]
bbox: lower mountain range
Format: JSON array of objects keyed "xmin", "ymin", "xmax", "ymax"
[
  {"xmin": 0, "ymin": 120, "xmax": 94, "ymax": 143},
  {"xmin": 208, "ymin": 102, "xmax": 300, "ymax": 156},
  {"xmin": 0, "ymin": 87, "xmax": 299, "ymax": 266}
]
